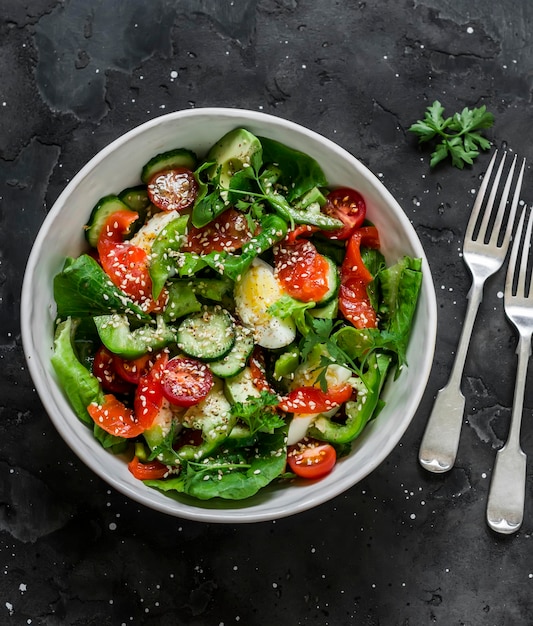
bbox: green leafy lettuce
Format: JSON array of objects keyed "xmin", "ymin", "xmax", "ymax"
[
  {"xmin": 54, "ymin": 254, "xmax": 149, "ymax": 321},
  {"xmin": 145, "ymin": 429, "xmax": 287, "ymax": 500}
]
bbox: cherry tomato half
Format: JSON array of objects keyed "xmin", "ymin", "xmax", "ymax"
[
  {"xmin": 323, "ymin": 187, "xmax": 366, "ymax": 240},
  {"xmin": 114, "ymin": 353, "xmax": 154, "ymax": 385},
  {"xmin": 287, "ymin": 439, "xmax": 337, "ymax": 479},
  {"xmin": 92, "ymin": 345, "xmax": 133, "ymax": 394},
  {"xmin": 160, "ymin": 357, "xmax": 214, "ymax": 407},
  {"xmin": 148, "ymin": 167, "xmax": 199, "ymax": 212},
  {"xmin": 183, "ymin": 207, "xmax": 255, "ymax": 254},
  {"xmin": 274, "ymin": 238, "xmax": 330, "ymax": 303},
  {"xmin": 128, "ymin": 456, "xmax": 169, "ymax": 480},
  {"xmin": 278, "ymin": 385, "xmax": 353, "ymax": 414}
]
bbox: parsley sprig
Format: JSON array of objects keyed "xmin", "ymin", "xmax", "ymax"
[
  {"xmin": 231, "ymin": 391, "xmax": 284, "ymax": 435},
  {"xmin": 409, "ymin": 100, "xmax": 494, "ymax": 169}
]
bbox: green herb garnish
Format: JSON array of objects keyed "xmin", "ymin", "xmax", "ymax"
[
  {"xmin": 230, "ymin": 391, "xmax": 284, "ymax": 435},
  {"xmin": 409, "ymin": 100, "xmax": 494, "ymax": 169}
]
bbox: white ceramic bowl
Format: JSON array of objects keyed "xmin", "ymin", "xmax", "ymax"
[{"xmin": 21, "ymin": 108, "xmax": 437, "ymax": 523}]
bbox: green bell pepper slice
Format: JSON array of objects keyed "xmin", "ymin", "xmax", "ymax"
[
  {"xmin": 149, "ymin": 215, "xmax": 189, "ymax": 299},
  {"xmin": 203, "ymin": 214, "xmax": 288, "ymax": 281},
  {"xmin": 308, "ymin": 352, "xmax": 392, "ymax": 444},
  {"xmin": 94, "ymin": 314, "xmax": 176, "ymax": 359}
]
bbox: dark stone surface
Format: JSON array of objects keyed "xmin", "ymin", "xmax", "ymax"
[{"xmin": 2, "ymin": 1, "xmax": 533, "ymax": 624}]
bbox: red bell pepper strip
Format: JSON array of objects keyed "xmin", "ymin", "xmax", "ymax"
[{"xmin": 338, "ymin": 226, "xmax": 380, "ymax": 329}]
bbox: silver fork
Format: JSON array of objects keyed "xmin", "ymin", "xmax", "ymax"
[
  {"xmin": 419, "ymin": 151, "xmax": 525, "ymax": 473},
  {"xmin": 487, "ymin": 206, "xmax": 532, "ymax": 534}
]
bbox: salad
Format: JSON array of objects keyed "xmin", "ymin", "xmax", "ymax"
[{"xmin": 51, "ymin": 127, "xmax": 422, "ymax": 501}]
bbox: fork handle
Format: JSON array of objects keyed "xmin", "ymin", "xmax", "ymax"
[
  {"xmin": 419, "ymin": 278, "xmax": 484, "ymax": 472},
  {"xmin": 486, "ymin": 333, "xmax": 530, "ymax": 534}
]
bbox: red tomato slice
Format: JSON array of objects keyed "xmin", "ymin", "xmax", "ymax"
[
  {"xmin": 134, "ymin": 352, "xmax": 168, "ymax": 429},
  {"xmin": 249, "ymin": 346, "xmax": 276, "ymax": 393},
  {"xmin": 87, "ymin": 394, "xmax": 144, "ymax": 438},
  {"xmin": 92, "ymin": 345, "xmax": 133, "ymax": 394},
  {"xmin": 287, "ymin": 439, "xmax": 337, "ymax": 479},
  {"xmin": 98, "ymin": 209, "xmax": 138, "ymax": 243},
  {"xmin": 114, "ymin": 353, "xmax": 154, "ymax": 385},
  {"xmin": 183, "ymin": 207, "xmax": 255, "ymax": 254},
  {"xmin": 338, "ymin": 226, "xmax": 380, "ymax": 329},
  {"xmin": 128, "ymin": 456, "xmax": 169, "ymax": 480},
  {"xmin": 323, "ymin": 187, "xmax": 366, "ymax": 240},
  {"xmin": 97, "ymin": 211, "xmax": 161, "ymax": 311},
  {"xmin": 278, "ymin": 385, "xmax": 353, "ymax": 413},
  {"xmin": 274, "ymin": 238, "xmax": 330, "ymax": 303},
  {"xmin": 285, "ymin": 224, "xmax": 320, "ymax": 244},
  {"xmin": 160, "ymin": 357, "xmax": 213, "ymax": 407},
  {"xmin": 147, "ymin": 167, "xmax": 198, "ymax": 212}
]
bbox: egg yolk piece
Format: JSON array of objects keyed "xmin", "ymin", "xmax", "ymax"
[{"xmin": 234, "ymin": 258, "xmax": 296, "ymax": 350}]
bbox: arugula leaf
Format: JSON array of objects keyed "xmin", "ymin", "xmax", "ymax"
[
  {"xmin": 409, "ymin": 100, "xmax": 494, "ymax": 169},
  {"xmin": 230, "ymin": 391, "xmax": 284, "ymax": 435}
]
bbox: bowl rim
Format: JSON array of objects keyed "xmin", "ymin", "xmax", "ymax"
[{"xmin": 21, "ymin": 107, "xmax": 437, "ymax": 523}]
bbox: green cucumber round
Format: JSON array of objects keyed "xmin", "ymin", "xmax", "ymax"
[{"xmin": 177, "ymin": 307, "xmax": 236, "ymax": 362}]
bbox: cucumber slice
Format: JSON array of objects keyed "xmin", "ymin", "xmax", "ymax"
[
  {"xmin": 177, "ymin": 307, "xmax": 236, "ymax": 361},
  {"xmin": 141, "ymin": 148, "xmax": 198, "ymax": 184},
  {"xmin": 118, "ymin": 185, "xmax": 151, "ymax": 212},
  {"xmin": 209, "ymin": 324, "xmax": 254, "ymax": 378},
  {"xmin": 84, "ymin": 195, "xmax": 135, "ymax": 247},
  {"xmin": 309, "ymin": 298, "xmax": 338, "ymax": 319},
  {"xmin": 317, "ymin": 256, "xmax": 340, "ymax": 307}
]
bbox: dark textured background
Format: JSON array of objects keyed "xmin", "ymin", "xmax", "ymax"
[{"xmin": 2, "ymin": 1, "xmax": 533, "ymax": 624}]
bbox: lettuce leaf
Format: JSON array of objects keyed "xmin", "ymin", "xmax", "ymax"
[
  {"xmin": 54, "ymin": 254, "xmax": 149, "ymax": 321},
  {"xmin": 50, "ymin": 317, "xmax": 104, "ymax": 425},
  {"xmin": 331, "ymin": 256, "xmax": 422, "ymax": 367},
  {"xmin": 378, "ymin": 256, "xmax": 423, "ymax": 367},
  {"xmin": 51, "ymin": 317, "xmax": 127, "ymax": 451}
]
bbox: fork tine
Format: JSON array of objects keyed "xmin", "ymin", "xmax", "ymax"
[
  {"xmin": 475, "ymin": 152, "xmax": 508, "ymax": 243},
  {"xmin": 511, "ymin": 206, "xmax": 533, "ymax": 299},
  {"xmin": 489, "ymin": 155, "xmax": 525, "ymax": 249},
  {"xmin": 464, "ymin": 151, "xmax": 525, "ymax": 251},
  {"xmin": 506, "ymin": 207, "xmax": 527, "ymax": 300},
  {"xmin": 464, "ymin": 150, "xmax": 499, "ymax": 242},
  {"xmin": 526, "ymin": 209, "xmax": 533, "ymax": 299}
]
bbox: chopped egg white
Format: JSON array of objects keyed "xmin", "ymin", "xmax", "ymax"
[
  {"xmin": 130, "ymin": 209, "xmax": 181, "ymax": 254},
  {"xmin": 234, "ymin": 258, "xmax": 296, "ymax": 350},
  {"xmin": 286, "ymin": 354, "xmax": 354, "ymax": 445},
  {"xmin": 287, "ymin": 414, "xmax": 316, "ymax": 445}
]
